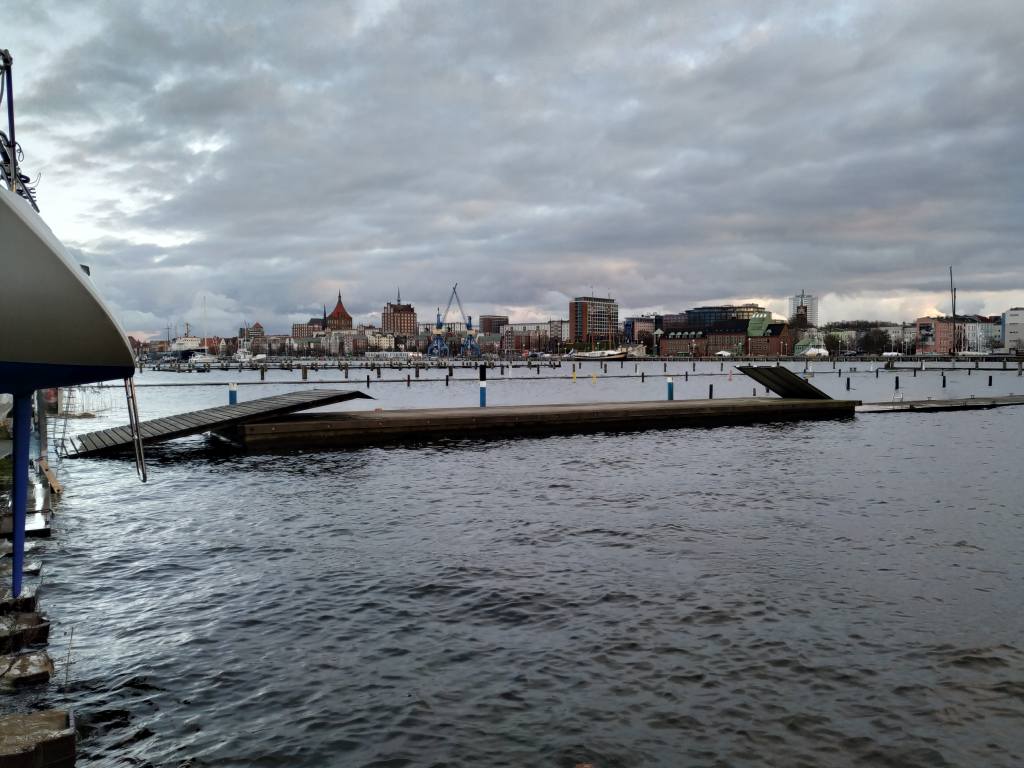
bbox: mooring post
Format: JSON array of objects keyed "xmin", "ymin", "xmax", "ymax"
[
  {"xmin": 10, "ymin": 393, "xmax": 30, "ymax": 598},
  {"xmin": 989, "ymin": 375, "xmax": 993, "ymax": 387},
  {"xmin": 366, "ymin": 374, "xmax": 370, "ymax": 389},
  {"xmin": 536, "ymin": 366, "xmax": 540, "ymax": 375},
  {"xmin": 376, "ymin": 366, "xmax": 381, "ymax": 379},
  {"xmin": 684, "ymin": 371, "xmax": 688, "ymax": 382},
  {"xmin": 942, "ymin": 374, "xmax": 947, "ymax": 388},
  {"xmin": 913, "ymin": 368, "xmax": 917, "ymax": 377},
  {"xmin": 260, "ymin": 366, "xmax": 266, "ymax": 381},
  {"xmin": 448, "ymin": 365, "xmax": 454, "ymax": 377},
  {"xmin": 344, "ymin": 366, "xmax": 349, "ymax": 379},
  {"xmin": 445, "ymin": 375, "xmax": 449, "ymax": 387},
  {"xmin": 572, "ymin": 369, "xmax": 577, "ymax": 383},
  {"xmin": 479, "ymin": 364, "xmax": 487, "ymax": 407},
  {"xmin": 407, "ymin": 374, "xmax": 411, "ymax": 387},
  {"xmin": 641, "ymin": 371, "xmax": 645, "ymax": 382},
  {"xmin": 846, "ymin": 377, "xmax": 850, "ymax": 391},
  {"xmin": 895, "ymin": 376, "xmax": 900, "ymax": 390},
  {"xmin": 415, "ymin": 367, "xmax": 420, "ymax": 378},
  {"xmin": 753, "ymin": 388, "xmax": 757, "ymax": 396},
  {"xmin": 664, "ymin": 362, "xmax": 667, "ymax": 372},
  {"xmin": 228, "ymin": 382, "xmax": 237, "ymax": 405},
  {"xmin": 301, "ymin": 365, "xmax": 308, "ymax": 381},
  {"xmin": 709, "ymin": 383, "xmax": 714, "ymax": 400},
  {"xmin": 667, "ymin": 376, "xmax": 674, "ymax": 401},
  {"xmin": 876, "ymin": 368, "xmax": 879, "ymax": 378}
]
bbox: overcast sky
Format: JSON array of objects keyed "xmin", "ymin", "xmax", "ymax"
[{"xmin": 7, "ymin": 1, "xmax": 1024, "ymax": 337}]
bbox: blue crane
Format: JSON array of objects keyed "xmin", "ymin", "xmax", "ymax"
[{"xmin": 426, "ymin": 284, "xmax": 481, "ymax": 358}]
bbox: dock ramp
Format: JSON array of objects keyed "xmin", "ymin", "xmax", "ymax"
[
  {"xmin": 62, "ymin": 389, "xmax": 372, "ymax": 457},
  {"xmin": 737, "ymin": 365, "xmax": 832, "ymax": 400}
]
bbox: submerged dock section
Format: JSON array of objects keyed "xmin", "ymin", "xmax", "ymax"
[{"xmin": 65, "ymin": 389, "xmax": 373, "ymax": 457}]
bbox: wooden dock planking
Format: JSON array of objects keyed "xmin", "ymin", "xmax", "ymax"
[
  {"xmin": 68, "ymin": 389, "xmax": 373, "ymax": 457},
  {"xmin": 233, "ymin": 397, "xmax": 859, "ymax": 450}
]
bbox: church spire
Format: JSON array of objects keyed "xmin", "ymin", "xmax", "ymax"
[{"xmin": 397, "ymin": 286, "xmax": 401, "ymax": 304}]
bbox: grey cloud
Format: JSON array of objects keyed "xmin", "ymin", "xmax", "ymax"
[{"xmin": 6, "ymin": 0, "xmax": 1024, "ymax": 333}]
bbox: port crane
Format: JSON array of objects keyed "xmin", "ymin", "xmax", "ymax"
[{"xmin": 426, "ymin": 283, "xmax": 481, "ymax": 358}]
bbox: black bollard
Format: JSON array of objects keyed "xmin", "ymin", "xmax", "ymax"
[
  {"xmin": 684, "ymin": 371, "xmax": 688, "ymax": 381},
  {"xmin": 415, "ymin": 367, "xmax": 420, "ymax": 378},
  {"xmin": 895, "ymin": 376, "xmax": 900, "ymax": 390},
  {"xmin": 366, "ymin": 374, "xmax": 370, "ymax": 388},
  {"xmin": 376, "ymin": 366, "xmax": 381, "ymax": 378},
  {"xmin": 301, "ymin": 365, "xmax": 308, "ymax": 380},
  {"xmin": 846, "ymin": 377, "xmax": 850, "ymax": 391},
  {"xmin": 641, "ymin": 372, "xmax": 645, "ymax": 382},
  {"xmin": 988, "ymin": 375, "xmax": 993, "ymax": 386},
  {"xmin": 407, "ymin": 374, "xmax": 411, "ymax": 387},
  {"xmin": 448, "ymin": 365, "xmax": 454, "ymax": 377},
  {"xmin": 753, "ymin": 388, "xmax": 757, "ymax": 397},
  {"xmin": 709, "ymin": 383, "xmax": 714, "ymax": 400},
  {"xmin": 942, "ymin": 374, "xmax": 947, "ymax": 388},
  {"xmin": 876, "ymin": 368, "xmax": 879, "ymax": 378},
  {"xmin": 445, "ymin": 375, "xmax": 449, "ymax": 386},
  {"xmin": 260, "ymin": 367, "xmax": 266, "ymax": 381}
]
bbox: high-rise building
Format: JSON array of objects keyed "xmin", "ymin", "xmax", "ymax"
[
  {"xmin": 569, "ymin": 296, "xmax": 619, "ymax": 344},
  {"xmin": 382, "ymin": 289, "xmax": 417, "ymax": 337},
  {"xmin": 789, "ymin": 291, "xmax": 819, "ymax": 327},
  {"xmin": 478, "ymin": 315, "xmax": 509, "ymax": 335}
]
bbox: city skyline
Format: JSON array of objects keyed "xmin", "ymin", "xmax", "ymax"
[{"xmin": 6, "ymin": 2, "xmax": 1024, "ymax": 338}]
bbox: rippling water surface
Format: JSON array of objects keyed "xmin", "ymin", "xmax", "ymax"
[{"xmin": 10, "ymin": 363, "xmax": 1024, "ymax": 767}]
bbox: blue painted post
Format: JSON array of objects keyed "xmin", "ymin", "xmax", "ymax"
[
  {"xmin": 667, "ymin": 376, "xmax": 674, "ymax": 400},
  {"xmin": 228, "ymin": 382, "xmax": 238, "ymax": 405},
  {"xmin": 11, "ymin": 393, "xmax": 30, "ymax": 598},
  {"xmin": 479, "ymin": 364, "xmax": 487, "ymax": 407}
]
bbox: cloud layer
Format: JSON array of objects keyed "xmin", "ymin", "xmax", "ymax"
[{"xmin": 8, "ymin": 1, "xmax": 1024, "ymax": 335}]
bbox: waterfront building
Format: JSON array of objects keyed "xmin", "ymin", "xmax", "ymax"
[
  {"xmin": 623, "ymin": 316, "xmax": 656, "ymax": 343},
  {"xmin": 789, "ymin": 291, "xmax": 820, "ymax": 327},
  {"xmin": 659, "ymin": 320, "xmax": 749, "ymax": 356},
  {"xmin": 1002, "ymin": 308, "xmax": 1024, "ymax": 352},
  {"xmin": 478, "ymin": 315, "xmax": 509, "ymax": 335},
  {"xmin": 569, "ymin": 296, "xmax": 619, "ymax": 344},
  {"xmin": 382, "ymin": 290, "xmax": 417, "ymax": 337},
  {"xmin": 367, "ymin": 332, "xmax": 396, "ymax": 351},
  {"xmin": 685, "ymin": 304, "xmax": 768, "ymax": 327},
  {"xmin": 291, "ymin": 323, "xmax": 317, "ymax": 339},
  {"xmin": 418, "ymin": 321, "xmax": 467, "ymax": 335},
  {"xmin": 746, "ymin": 323, "xmax": 796, "ymax": 356},
  {"xmin": 501, "ymin": 322, "xmax": 552, "ymax": 354}
]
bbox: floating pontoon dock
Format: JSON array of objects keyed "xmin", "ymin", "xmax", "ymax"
[{"xmin": 219, "ymin": 397, "xmax": 857, "ymax": 450}]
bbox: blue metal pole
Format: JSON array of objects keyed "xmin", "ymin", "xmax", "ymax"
[
  {"xmin": 667, "ymin": 376, "xmax": 674, "ymax": 401},
  {"xmin": 11, "ymin": 393, "xmax": 30, "ymax": 598},
  {"xmin": 479, "ymin": 363, "xmax": 487, "ymax": 407},
  {"xmin": 229, "ymin": 382, "xmax": 238, "ymax": 405}
]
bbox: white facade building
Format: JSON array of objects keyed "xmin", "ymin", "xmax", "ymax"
[{"xmin": 1002, "ymin": 308, "xmax": 1024, "ymax": 352}]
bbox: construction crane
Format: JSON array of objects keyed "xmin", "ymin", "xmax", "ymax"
[{"xmin": 425, "ymin": 284, "xmax": 481, "ymax": 358}]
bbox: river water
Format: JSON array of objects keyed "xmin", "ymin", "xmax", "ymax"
[{"xmin": 9, "ymin": 361, "xmax": 1024, "ymax": 766}]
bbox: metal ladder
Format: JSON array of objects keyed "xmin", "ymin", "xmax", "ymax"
[{"xmin": 123, "ymin": 378, "xmax": 147, "ymax": 482}]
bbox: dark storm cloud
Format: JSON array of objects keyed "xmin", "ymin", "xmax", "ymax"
[{"xmin": 7, "ymin": 0, "xmax": 1024, "ymax": 333}]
